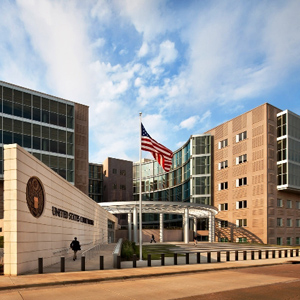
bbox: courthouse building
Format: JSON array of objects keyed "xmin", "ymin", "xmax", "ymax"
[{"xmin": 127, "ymin": 103, "xmax": 300, "ymax": 245}]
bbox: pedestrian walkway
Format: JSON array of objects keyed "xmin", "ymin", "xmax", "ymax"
[
  {"xmin": 0, "ymin": 245, "xmax": 299, "ymax": 291},
  {"xmin": 27, "ymin": 243, "xmax": 117, "ymax": 274}
]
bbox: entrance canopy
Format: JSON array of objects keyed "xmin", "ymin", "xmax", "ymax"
[{"xmin": 99, "ymin": 201, "xmax": 218, "ymax": 218}]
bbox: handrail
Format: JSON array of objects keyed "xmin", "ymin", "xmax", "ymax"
[{"xmin": 53, "ymin": 247, "xmax": 69, "ymax": 255}]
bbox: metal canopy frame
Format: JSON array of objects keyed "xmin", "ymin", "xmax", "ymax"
[{"xmin": 99, "ymin": 201, "xmax": 218, "ymax": 218}]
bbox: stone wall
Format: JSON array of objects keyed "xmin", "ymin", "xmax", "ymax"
[{"xmin": 3, "ymin": 144, "xmax": 117, "ymax": 275}]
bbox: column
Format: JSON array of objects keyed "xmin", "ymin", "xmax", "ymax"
[
  {"xmin": 133, "ymin": 207, "xmax": 138, "ymax": 243},
  {"xmin": 159, "ymin": 213, "xmax": 164, "ymax": 242},
  {"xmin": 208, "ymin": 212, "xmax": 215, "ymax": 243},
  {"xmin": 193, "ymin": 216, "xmax": 197, "ymax": 237},
  {"xmin": 128, "ymin": 212, "xmax": 132, "ymax": 241},
  {"xmin": 184, "ymin": 208, "xmax": 189, "ymax": 244}
]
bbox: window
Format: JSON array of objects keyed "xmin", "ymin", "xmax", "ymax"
[
  {"xmin": 287, "ymin": 200, "xmax": 292, "ymax": 209},
  {"xmin": 236, "ymin": 177, "xmax": 247, "ymax": 187},
  {"xmin": 296, "ymin": 237, "xmax": 300, "ymax": 245},
  {"xmin": 236, "ymin": 154, "xmax": 247, "ymax": 165},
  {"xmin": 297, "ymin": 201, "xmax": 300, "ymax": 209},
  {"xmin": 120, "ymin": 169, "xmax": 126, "ymax": 176},
  {"xmin": 220, "ymin": 220, "xmax": 228, "ymax": 228},
  {"xmin": 112, "ymin": 168, "xmax": 117, "ymax": 174},
  {"xmin": 236, "ymin": 131, "xmax": 247, "ymax": 143},
  {"xmin": 112, "ymin": 184, "xmax": 117, "ymax": 189},
  {"xmin": 218, "ymin": 182, "xmax": 228, "ymax": 190},
  {"xmin": 236, "ymin": 200, "xmax": 247, "ymax": 209},
  {"xmin": 219, "ymin": 203, "xmax": 228, "ymax": 211},
  {"xmin": 238, "ymin": 237, "xmax": 247, "ymax": 243},
  {"xmin": 277, "ymin": 199, "xmax": 283, "ymax": 207},
  {"xmin": 296, "ymin": 219, "xmax": 300, "ymax": 227},
  {"xmin": 287, "ymin": 218, "xmax": 292, "ymax": 227},
  {"xmin": 218, "ymin": 139, "xmax": 228, "ymax": 149},
  {"xmin": 218, "ymin": 160, "xmax": 228, "ymax": 170},
  {"xmin": 120, "ymin": 185, "xmax": 126, "ymax": 190},
  {"xmin": 236, "ymin": 219, "xmax": 247, "ymax": 227},
  {"xmin": 277, "ymin": 218, "xmax": 283, "ymax": 227},
  {"xmin": 277, "ymin": 237, "xmax": 282, "ymax": 245},
  {"xmin": 287, "ymin": 237, "xmax": 292, "ymax": 246}
]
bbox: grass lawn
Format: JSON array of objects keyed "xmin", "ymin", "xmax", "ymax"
[{"xmin": 139, "ymin": 244, "xmax": 184, "ymax": 260}]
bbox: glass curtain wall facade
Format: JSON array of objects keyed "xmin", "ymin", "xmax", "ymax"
[
  {"xmin": 89, "ymin": 163, "xmax": 103, "ymax": 203},
  {"xmin": 0, "ymin": 82, "xmax": 75, "ymax": 183},
  {"xmin": 277, "ymin": 110, "xmax": 300, "ymax": 191},
  {"xmin": 133, "ymin": 134, "xmax": 212, "ymax": 227}
]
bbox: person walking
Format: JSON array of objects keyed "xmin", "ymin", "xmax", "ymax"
[
  {"xmin": 70, "ymin": 237, "xmax": 81, "ymax": 261},
  {"xmin": 150, "ymin": 234, "xmax": 156, "ymax": 243}
]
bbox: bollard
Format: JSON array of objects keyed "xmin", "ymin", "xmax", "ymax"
[
  {"xmin": 161, "ymin": 254, "xmax": 165, "ymax": 266},
  {"xmin": 278, "ymin": 250, "xmax": 282, "ymax": 258},
  {"xmin": 148, "ymin": 254, "xmax": 151, "ymax": 267},
  {"xmin": 207, "ymin": 251, "xmax": 211, "ymax": 263},
  {"xmin": 117, "ymin": 256, "xmax": 121, "ymax": 269},
  {"xmin": 285, "ymin": 250, "xmax": 288, "ymax": 258},
  {"xmin": 133, "ymin": 254, "xmax": 137, "ymax": 268},
  {"xmin": 217, "ymin": 251, "xmax": 221, "ymax": 263},
  {"xmin": 61, "ymin": 256, "xmax": 65, "ymax": 272},
  {"xmin": 272, "ymin": 250, "xmax": 276, "ymax": 259},
  {"xmin": 226, "ymin": 251, "xmax": 230, "ymax": 262},
  {"xmin": 186, "ymin": 253, "xmax": 189, "ymax": 264},
  {"xmin": 100, "ymin": 256, "xmax": 104, "ymax": 270},
  {"xmin": 296, "ymin": 249, "xmax": 299, "ymax": 257},
  {"xmin": 235, "ymin": 250, "xmax": 239, "ymax": 261},
  {"xmin": 258, "ymin": 250, "xmax": 262, "ymax": 259},
  {"xmin": 266, "ymin": 250, "xmax": 269, "ymax": 259},
  {"xmin": 81, "ymin": 256, "xmax": 85, "ymax": 271},
  {"xmin": 290, "ymin": 249, "xmax": 294, "ymax": 257},
  {"xmin": 174, "ymin": 253, "xmax": 178, "ymax": 265},
  {"xmin": 243, "ymin": 251, "xmax": 247, "ymax": 260},
  {"xmin": 197, "ymin": 252, "xmax": 201, "ymax": 264},
  {"xmin": 251, "ymin": 250, "xmax": 255, "ymax": 260},
  {"xmin": 38, "ymin": 258, "xmax": 43, "ymax": 274}
]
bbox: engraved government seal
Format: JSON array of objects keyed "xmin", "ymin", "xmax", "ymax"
[{"xmin": 26, "ymin": 177, "xmax": 45, "ymax": 218}]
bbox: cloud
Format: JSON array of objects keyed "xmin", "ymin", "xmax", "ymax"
[
  {"xmin": 148, "ymin": 40, "xmax": 178, "ymax": 72},
  {"xmin": 138, "ymin": 42, "xmax": 149, "ymax": 57},
  {"xmin": 177, "ymin": 116, "xmax": 200, "ymax": 130}
]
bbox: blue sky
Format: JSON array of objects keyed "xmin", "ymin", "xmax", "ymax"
[{"xmin": 1, "ymin": 0, "xmax": 300, "ymax": 163}]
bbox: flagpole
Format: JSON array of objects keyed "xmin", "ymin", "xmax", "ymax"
[{"xmin": 139, "ymin": 112, "xmax": 143, "ymax": 261}]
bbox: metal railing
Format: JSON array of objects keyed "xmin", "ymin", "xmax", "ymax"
[{"xmin": 81, "ymin": 242, "xmax": 102, "ymax": 260}]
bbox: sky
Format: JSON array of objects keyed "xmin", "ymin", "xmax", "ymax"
[{"xmin": 1, "ymin": 0, "xmax": 300, "ymax": 164}]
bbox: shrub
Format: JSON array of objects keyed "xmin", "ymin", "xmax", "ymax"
[{"xmin": 121, "ymin": 240, "xmax": 137, "ymax": 260}]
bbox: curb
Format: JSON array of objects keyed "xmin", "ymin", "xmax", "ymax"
[{"xmin": 0, "ymin": 261, "xmax": 288, "ymax": 292}]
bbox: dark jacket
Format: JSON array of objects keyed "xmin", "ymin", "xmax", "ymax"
[{"xmin": 70, "ymin": 240, "xmax": 81, "ymax": 251}]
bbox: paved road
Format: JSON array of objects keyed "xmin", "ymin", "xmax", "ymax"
[{"xmin": 1, "ymin": 264, "xmax": 300, "ymax": 299}]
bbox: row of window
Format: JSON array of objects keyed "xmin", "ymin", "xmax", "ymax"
[
  {"xmin": 218, "ymin": 155, "xmax": 247, "ymax": 170},
  {"xmin": 219, "ymin": 219, "xmax": 247, "ymax": 227},
  {"xmin": 277, "ymin": 199, "xmax": 300, "ymax": 209},
  {"xmin": 217, "ymin": 131, "xmax": 248, "ymax": 150},
  {"xmin": 277, "ymin": 237, "xmax": 300, "ymax": 246},
  {"xmin": 277, "ymin": 218, "xmax": 300, "ymax": 227},
  {"xmin": 112, "ymin": 184, "xmax": 126, "ymax": 190},
  {"xmin": 112, "ymin": 168, "xmax": 127, "ymax": 176},
  {"xmin": 218, "ymin": 177, "xmax": 247, "ymax": 190},
  {"xmin": 219, "ymin": 200, "xmax": 248, "ymax": 211}
]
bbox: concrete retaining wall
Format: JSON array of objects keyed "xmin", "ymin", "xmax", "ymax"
[{"xmin": 3, "ymin": 144, "xmax": 117, "ymax": 275}]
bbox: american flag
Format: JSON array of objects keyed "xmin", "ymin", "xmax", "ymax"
[{"xmin": 141, "ymin": 123, "xmax": 173, "ymax": 172}]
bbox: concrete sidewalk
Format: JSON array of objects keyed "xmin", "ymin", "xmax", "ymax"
[{"xmin": 1, "ymin": 256, "xmax": 299, "ymax": 291}]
